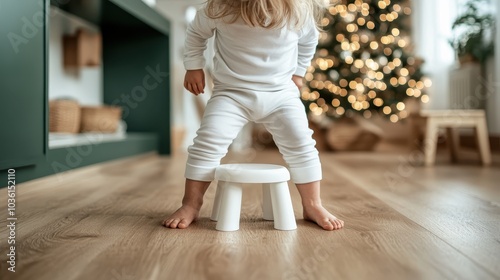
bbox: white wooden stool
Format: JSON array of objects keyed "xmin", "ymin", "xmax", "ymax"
[
  {"xmin": 211, "ymin": 164, "xmax": 297, "ymax": 232},
  {"xmin": 420, "ymin": 110, "xmax": 491, "ymax": 166}
]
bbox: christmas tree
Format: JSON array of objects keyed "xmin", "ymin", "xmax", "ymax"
[{"xmin": 303, "ymin": 0, "xmax": 431, "ymax": 123}]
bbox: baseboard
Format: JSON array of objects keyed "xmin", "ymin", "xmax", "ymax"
[{"xmin": 0, "ymin": 133, "xmax": 158, "ymax": 186}]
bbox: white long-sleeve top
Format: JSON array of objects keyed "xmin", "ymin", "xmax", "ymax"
[{"xmin": 184, "ymin": 8, "xmax": 319, "ymax": 92}]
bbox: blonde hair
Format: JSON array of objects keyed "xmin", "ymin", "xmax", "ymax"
[{"xmin": 205, "ymin": 0, "xmax": 328, "ymax": 30}]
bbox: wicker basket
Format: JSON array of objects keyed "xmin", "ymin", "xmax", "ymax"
[
  {"xmin": 49, "ymin": 100, "xmax": 81, "ymax": 133},
  {"xmin": 80, "ymin": 106, "xmax": 122, "ymax": 133}
]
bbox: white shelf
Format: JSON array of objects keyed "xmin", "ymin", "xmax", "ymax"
[{"xmin": 49, "ymin": 132, "xmax": 126, "ymax": 149}]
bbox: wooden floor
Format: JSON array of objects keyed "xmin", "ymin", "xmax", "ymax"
[{"xmin": 1, "ymin": 147, "xmax": 499, "ymax": 280}]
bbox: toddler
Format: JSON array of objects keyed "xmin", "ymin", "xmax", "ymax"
[{"xmin": 164, "ymin": 0, "xmax": 344, "ymax": 231}]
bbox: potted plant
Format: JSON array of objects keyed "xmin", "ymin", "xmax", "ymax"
[{"xmin": 449, "ymin": 0, "xmax": 495, "ymax": 65}]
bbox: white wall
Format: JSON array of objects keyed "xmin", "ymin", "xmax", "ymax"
[
  {"xmin": 413, "ymin": 0, "xmax": 499, "ymax": 135},
  {"xmin": 48, "ymin": 7, "xmax": 102, "ymax": 106},
  {"xmin": 488, "ymin": 0, "xmax": 500, "ymax": 135},
  {"xmin": 156, "ymin": 0, "xmax": 208, "ymax": 148},
  {"xmin": 142, "ymin": 0, "xmax": 157, "ymax": 7},
  {"xmin": 411, "ymin": 0, "xmax": 458, "ymax": 110}
]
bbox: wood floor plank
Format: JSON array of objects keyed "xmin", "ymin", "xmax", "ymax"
[
  {"xmin": 0, "ymin": 154, "xmax": 158, "ymax": 238},
  {"xmin": 0, "ymin": 150, "xmax": 498, "ymax": 280},
  {"xmin": 328, "ymin": 152, "xmax": 500, "ymax": 277}
]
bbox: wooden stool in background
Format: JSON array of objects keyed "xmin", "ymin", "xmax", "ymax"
[{"xmin": 415, "ymin": 110, "xmax": 491, "ymax": 166}]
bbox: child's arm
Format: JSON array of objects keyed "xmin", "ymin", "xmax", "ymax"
[
  {"xmin": 295, "ymin": 18, "xmax": 320, "ymax": 78},
  {"xmin": 184, "ymin": 9, "xmax": 216, "ymax": 95}
]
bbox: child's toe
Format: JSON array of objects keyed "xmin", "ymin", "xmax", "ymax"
[
  {"xmin": 163, "ymin": 219, "xmax": 173, "ymax": 227},
  {"xmin": 170, "ymin": 218, "xmax": 181, "ymax": 228},
  {"xmin": 335, "ymin": 220, "xmax": 342, "ymax": 229},
  {"xmin": 178, "ymin": 219, "xmax": 189, "ymax": 229},
  {"xmin": 334, "ymin": 219, "xmax": 344, "ymax": 229},
  {"xmin": 322, "ymin": 219, "xmax": 334, "ymax": 230}
]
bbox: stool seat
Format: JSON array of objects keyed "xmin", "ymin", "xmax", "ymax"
[
  {"xmin": 211, "ymin": 163, "xmax": 297, "ymax": 232},
  {"xmin": 421, "ymin": 109, "xmax": 486, "ymax": 118},
  {"xmin": 215, "ymin": 164, "xmax": 290, "ymax": 183}
]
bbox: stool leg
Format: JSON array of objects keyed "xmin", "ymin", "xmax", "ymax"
[
  {"xmin": 210, "ymin": 181, "xmax": 225, "ymax": 221},
  {"xmin": 215, "ymin": 182, "xmax": 242, "ymax": 231},
  {"xmin": 424, "ymin": 119, "xmax": 439, "ymax": 166},
  {"xmin": 262, "ymin": 183, "xmax": 274, "ymax": 221},
  {"xmin": 270, "ymin": 182, "xmax": 297, "ymax": 231},
  {"xmin": 446, "ymin": 127, "xmax": 460, "ymax": 163},
  {"xmin": 475, "ymin": 119, "xmax": 492, "ymax": 166}
]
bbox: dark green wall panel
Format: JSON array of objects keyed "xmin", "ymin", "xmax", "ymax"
[
  {"xmin": 103, "ymin": 25, "xmax": 170, "ymax": 154},
  {"xmin": 0, "ymin": 0, "xmax": 47, "ymax": 170},
  {"xmin": 0, "ymin": 133, "xmax": 157, "ymax": 186}
]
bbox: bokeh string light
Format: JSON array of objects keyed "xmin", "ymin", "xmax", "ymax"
[{"xmin": 303, "ymin": 0, "xmax": 431, "ymax": 123}]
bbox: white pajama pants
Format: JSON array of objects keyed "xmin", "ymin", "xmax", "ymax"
[{"xmin": 185, "ymin": 85, "xmax": 322, "ymax": 184}]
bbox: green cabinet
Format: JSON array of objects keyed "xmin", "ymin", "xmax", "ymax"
[
  {"xmin": 0, "ymin": 0, "xmax": 170, "ymax": 184},
  {"xmin": 0, "ymin": 0, "xmax": 47, "ymax": 170}
]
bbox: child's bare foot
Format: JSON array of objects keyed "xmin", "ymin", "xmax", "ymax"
[
  {"xmin": 163, "ymin": 204, "xmax": 200, "ymax": 229},
  {"xmin": 164, "ymin": 179, "xmax": 210, "ymax": 229},
  {"xmin": 303, "ymin": 203, "xmax": 344, "ymax": 231},
  {"xmin": 296, "ymin": 181, "xmax": 344, "ymax": 231}
]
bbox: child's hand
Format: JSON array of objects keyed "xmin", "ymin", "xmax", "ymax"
[
  {"xmin": 291, "ymin": 75, "xmax": 304, "ymax": 90},
  {"xmin": 184, "ymin": 69, "xmax": 205, "ymax": 95}
]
